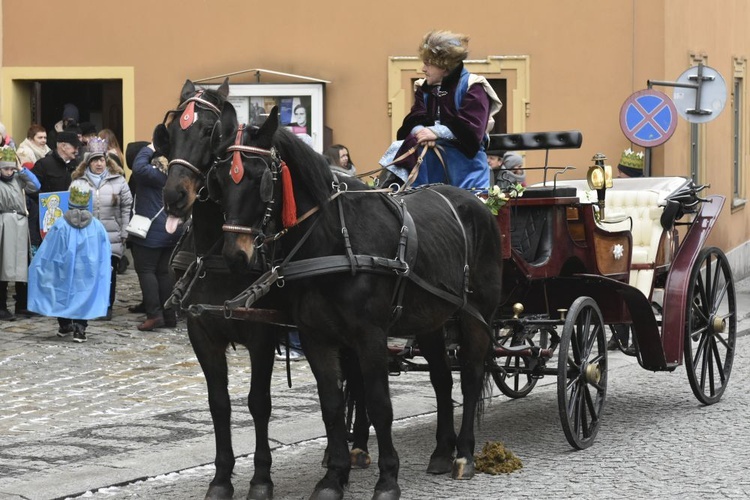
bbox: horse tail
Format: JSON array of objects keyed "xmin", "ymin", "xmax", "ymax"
[{"xmin": 475, "ymin": 353, "xmax": 495, "ymax": 429}]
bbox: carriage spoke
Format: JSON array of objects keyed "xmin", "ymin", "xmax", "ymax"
[{"xmin": 710, "ymin": 337, "xmax": 727, "ymax": 386}]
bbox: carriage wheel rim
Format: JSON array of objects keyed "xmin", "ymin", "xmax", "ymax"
[{"xmin": 684, "ymin": 247, "xmax": 736, "ymax": 405}]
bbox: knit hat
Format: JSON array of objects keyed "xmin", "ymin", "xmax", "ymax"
[
  {"xmin": 418, "ymin": 30, "xmax": 469, "ymax": 70},
  {"xmin": 68, "ymin": 179, "xmax": 92, "ymax": 209},
  {"xmin": 0, "ymin": 146, "xmax": 17, "ymax": 169},
  {"xmin": 617, "ymin": 148, "xmax": 644, "ymax": 178},
  {"xmin": 62, "ymin": 103, "xmax": 80, "ymax": 122},
  {"xmin": 502, "ymin": 152, "xmax": 523, "ymax": 170},
  {"xmin": 84, "ymin": 137, "xmax": 108, "ymax": 164}
]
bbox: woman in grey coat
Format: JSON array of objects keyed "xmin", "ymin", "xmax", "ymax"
[
  {"xmin": 0, "ymin": 147, "xmax": 40, "ymax": 320},
  {"xmin": 71, "ymin": 137, "xmax": 133, "ymax": 320}
]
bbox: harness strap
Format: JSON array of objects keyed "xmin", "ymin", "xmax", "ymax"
[
  {"xmin": 389, "ymin": 198, "xmax": 418, "ymax": 322},
  {"xmin": 336, "ymin": 194, "xmax": 357, "ymax": 275}
]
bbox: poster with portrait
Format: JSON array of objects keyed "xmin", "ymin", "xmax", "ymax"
[
  {"xmin": 208, "ymin": 83, "xmax": 324, "ymax": 152},
  {"xmin": 38, "ymin": 191, "xmax": 93, "ymax": 239}
]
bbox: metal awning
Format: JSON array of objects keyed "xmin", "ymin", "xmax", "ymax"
[{"xmin": 193, "ymin": 68, "xmax": 330, "ymax": 84}]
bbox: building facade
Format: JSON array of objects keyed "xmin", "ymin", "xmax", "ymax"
[{"xmin": 2, "ymin": 0, "xmax": 750, "ymax": 273}]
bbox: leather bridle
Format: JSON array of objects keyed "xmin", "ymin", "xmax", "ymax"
[
  {"xmin": 163, "ymin": 90, "xmax": 223, "ymax": 181},
  {"xmin": 219, "ymin": 138, "xmax": 283, "ymax": 248}
]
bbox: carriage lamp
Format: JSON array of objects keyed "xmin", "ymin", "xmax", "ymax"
[{"xmin": 586, "ymin": 153, "xmax": 613, "ymax": 220}]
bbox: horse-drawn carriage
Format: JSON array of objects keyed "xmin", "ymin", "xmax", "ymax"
[{"xmin": 158, "ymin": 81, "xmax": 735, "ymax": 500}]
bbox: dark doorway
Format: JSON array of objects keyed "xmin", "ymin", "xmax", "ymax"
[
  {"xmin": 33, "ymin": 80, "xmax": 123, "ymax": 147},
  {"xmin": 487, "ymin": 78, "xmax": 507, "ymax": 134}
]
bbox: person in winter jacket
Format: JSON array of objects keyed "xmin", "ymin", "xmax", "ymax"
[
  {"xmin": 392, "ymin": 30, "xmax": 502, "ymax": 189},
  {"xmin": 71, "ymin": 137, "xmax": 132, "ymax": 320},
  {"xmin": 0, "ymin": 147, "xmax": 40, "ymax": 320},
  {"xmin": 129, "ymin": 143, "xmax": 183, "ymax": 331}
]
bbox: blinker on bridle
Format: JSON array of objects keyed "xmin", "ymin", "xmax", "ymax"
[
  {"xmin": 164, "ymin": 90, "xmax": 222, "ymax": 180},
  {"xmin": 221, "ymin": 137, "xmax": 282, "ymax": 245}
]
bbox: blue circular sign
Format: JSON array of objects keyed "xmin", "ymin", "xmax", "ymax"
[{"xmin": 619, "ymin": 89, "xmax": 678, "ymax": 147}]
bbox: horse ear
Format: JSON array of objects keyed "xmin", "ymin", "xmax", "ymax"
[
  {"xmin": 180, "ymin": 79, "xmax": 195, "ymax": 102},
  {"xmin": 217, "ymin": 77, "xmax": 230, "ymax": 100},
  {"xmin": 260, "ymin": 106, "xmax": 279, "ymax": 135},
  {"xmin": 152, "ymin": 124, "xmax": 170, "ymax": 158},
  {"xmin": 213, "ymin": 101, "xmax": 237, "ymax": 156}
]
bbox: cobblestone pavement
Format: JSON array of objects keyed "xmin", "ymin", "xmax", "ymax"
[{"xmin": 1, "ymin": 265, "xmax": 749, "ymax": 499}]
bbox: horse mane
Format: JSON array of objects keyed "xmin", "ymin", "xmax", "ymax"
[{"xmin": 270, "ymin": 127, "xmax": 335, "ymax": 209}]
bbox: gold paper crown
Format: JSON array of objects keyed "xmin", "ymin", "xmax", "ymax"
[
  {"xmin": 68, "ymin": 180, "xmax": 92, "ymax": 208},
  {"xmin": 0, "ymin": 146, "xmax": 17, "ymax": 167},
  {"xmin": 619, "ymin": 149, "xmax": 644, "ymax": 170}
]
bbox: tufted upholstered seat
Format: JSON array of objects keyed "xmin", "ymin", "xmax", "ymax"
[
  {"xmin": 532, "ymin": 177, "xmax": 689, "ymax": 298},
  {"xmin": 604, "ymin": 189, "xmax": 666, "ymax": 297}
]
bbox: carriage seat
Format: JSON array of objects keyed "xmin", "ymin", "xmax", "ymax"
[
  {"xmin": 510, "ymin": 205, "xmax": 553, "ymax": 265},
  {"xmin": 531, "ymin": 177, "xmax": 689, "ymax": 297}
]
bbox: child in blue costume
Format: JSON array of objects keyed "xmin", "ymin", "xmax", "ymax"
[{"xmin": 28, "ymin": 179, "xmax": 111, "ymax": 342}]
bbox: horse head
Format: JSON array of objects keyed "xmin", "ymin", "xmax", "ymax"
[
  {"xmin": 159, "ymin": 78, "xmax": 229, "ymax": 232},
  {"xmin": 211, "ymin": 106, "xmax": 336, "ymax": 273}
]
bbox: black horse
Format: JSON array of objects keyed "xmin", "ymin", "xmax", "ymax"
[
  {"xmin": 158, "ymin": 81, "xmax": 372, "ymax": 499},
  {"xmin": 210, "ymin": 104, "xmax": 504, "ymax": 500},
  {"xmin": 155, "ymin": 79, "xmax": 283, "ymax": 500}
]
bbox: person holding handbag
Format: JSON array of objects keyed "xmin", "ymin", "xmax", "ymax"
[
  {"xmin": 129, "ymin": 143, "xmax": 183, "ymax": 331},
  {"xmin": 71, "ymin": 137, "xmax": 132, "ymax": 320}
]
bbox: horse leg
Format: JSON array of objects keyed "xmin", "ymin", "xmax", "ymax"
[
  {"xmin": 343, "ymin": 348, "xmax": 371, "ymax": 469},
  {"xmin": 304, "ymin": 340, "xmax": 351, "ymax": 500},
  {"xmin": 189, "ymin": 318, "xmax": 235, "ymax": 499},
  {"xmin": 245, "ymin": 328, "xmax": 278, "ymax": 500},
  {"xmin": 415, "ymin": 331, "xmax": 457, "ymax": 475},
  {"xmin": 452, "ymin": 318, "xmax": 492, "ymax": 480},
  {"xmin": 355, "ymin": 332, "xmax": 400, "ymax": 500}
]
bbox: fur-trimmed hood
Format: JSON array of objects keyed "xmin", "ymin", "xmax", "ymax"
[{"xmin": 71, "ymin": 155, "xmax": 125, "ymax": 180}]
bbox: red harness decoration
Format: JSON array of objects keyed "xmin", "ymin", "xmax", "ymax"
[
  {"xmin": 179, "ymin": 91, "xmax": 203, "ymax": 130},
  {"xmin": 231, "ymin": 124, "xmax": 246, "ymax": 184},
  {"xmin": 280, "ymin": 161, "xmax": 297, "ymax": 228}
]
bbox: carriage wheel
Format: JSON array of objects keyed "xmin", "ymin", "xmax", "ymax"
[
  {"xmin": 557, "ymin": 297, "xmax": 607, "ymax": 450},
  {"xmin": 684, "ymin": 247, "xmax": 736, "ymax": 405},
  {"xmin": 492, "ymin": 327, "xmax": 553, "ymax": 399}
]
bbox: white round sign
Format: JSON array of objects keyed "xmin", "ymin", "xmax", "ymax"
[{"xmin": 672, "ymin": 65, "xmax": 727, "ymax": 124}]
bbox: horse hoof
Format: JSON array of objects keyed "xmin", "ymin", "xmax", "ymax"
[
  {"xmin": 205, "ymin": 483, "xmax": 234, "ymax": 500},
  {"xmin": 310, "ymin": 486, "xmax": 344, "ymax": 500},
  {"xmin": 371, "ymin": 486, "xmax": 401, "ymax": 500},
  {"xmin": 451, "ymin": 457, "xmax": 475, "ymax": 480},
  {"xmin": 426, "ymin": 454, "xmax": 453, "ymax": 474},
  {"xmin": 247, "ymin": 483, "xmax": 273, "ymax": 500},
  {"xmin": 350, "ymin": 448, "xmax": 371, "ymax": 469}
]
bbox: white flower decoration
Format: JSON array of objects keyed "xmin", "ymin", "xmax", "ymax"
[{"xmin": 612, "ymin": 244, "xmax": 624, "ymax": 260}]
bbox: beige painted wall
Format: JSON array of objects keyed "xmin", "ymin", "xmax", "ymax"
[{"xmin": 2, "ymin": 0, "xmax": 749, "ymax": 255}]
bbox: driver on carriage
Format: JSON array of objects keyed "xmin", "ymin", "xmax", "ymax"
[{"xmin": 386, "ymin": 30, "xmax": 502, "ymax": 190}]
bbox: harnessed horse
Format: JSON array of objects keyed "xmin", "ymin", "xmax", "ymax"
[
  {"xmin": 156, "ymin": 79, "xmax": 283, "ymax": 500},
  {"xmin": 158, "ymin": 80, "xmax": 371, "ymax": 500},
  {"xmin": 209, "ymin": 103, "xmax": 504, "ymax": 500}
]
